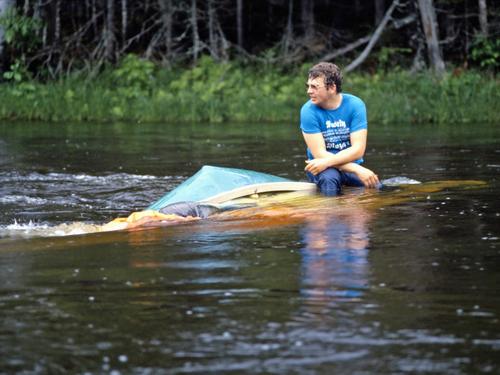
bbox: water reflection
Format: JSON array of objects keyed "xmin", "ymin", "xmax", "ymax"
[{"xmin": 300, "ymin": 207, "xmax": 372, "ymax": 307}]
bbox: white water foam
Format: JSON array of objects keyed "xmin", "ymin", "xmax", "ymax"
[
  {"xmin": 381, "ymin": 176, "xmax": 422, "ymax": 186},
  {"xmin": 0, "ymin": 195, "xmax": 48, "ymax": 205},
  {"xmin": 0, "ymin": 171, "xmax": 173, "ymax": 183},
  {"xmin": 1, "ymin": 219, "xmax": 100, "ymax": 238}
]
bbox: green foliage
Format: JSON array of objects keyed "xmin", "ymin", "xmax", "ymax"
[
  {"xmin": 377, "ymin": 47, "xmax": 412, "ymax": 71},
  {"xmin": 2, "ymin": 59, "xmax": 31, "ymax": 82},
  {"xmin": 470, "ymin": 36, "xmax": 500, "ymax": 71},
  {"xmin": 164, "ymin": 55, "xmax": 300, "ymax": 122},
  {"xmin": 8, "ymin": 81, "xmax": 36, "ymax": 99},
  {"xmin": 99, "ymin": 54, "xmax": 158, "ymax": 118},
  {"xmin": 169, "ymin": 55, "xmax": 231, "ymax": 101},
  {"xmin": 0, "ymin": 7, "xmax": 42, "ymax": 52},
  {"xmin": 0, "ymin": 58, "xmax": 498, "ymax": 124},
  {"xmin": 347, "ymin": 70, "xmax": 498, "ymax": 125},
  {"xmin": 112, "ymin": 54, "xmax": 156, "ymax": 98}
]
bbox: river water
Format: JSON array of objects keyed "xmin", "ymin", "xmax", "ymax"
[{"xmin": 0, "ymin": 121, "xmax": 499, "ymax": 374}]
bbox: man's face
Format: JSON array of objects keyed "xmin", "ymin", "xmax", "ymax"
[{"xmin": 306, "ymin": 75, "xmax": 335, "ymax": 107}]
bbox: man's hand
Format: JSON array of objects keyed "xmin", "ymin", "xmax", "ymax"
[
  {"xmin": 354, "ymin": 165, "xmax": 380, "ymax": 188},
  {"xmin": 305, "ymin": 158, "xmax": 330, "ymax": 175}
]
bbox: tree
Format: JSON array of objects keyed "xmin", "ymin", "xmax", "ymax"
[
  {"xmin": 0, "ymin": 0, "xmax": 498, "ymax": 75},
  {"xmin": 158, "ymin": 0, "xmax": 174, "ymax": 61},
  {"xmin": 375, "ymin": 0, "xmax": 385, "ymax": 25},
  {"xmin": 478, "ymin": 0, "xmax": 488, "ymax": 36},
  {"xmin": 236, "ymin": 0, "xmax": 243, "ymax": 48},
  {"xmin": 105, "ymin": 0, "xmax": 115, "ymax": 61},
  {"xmin": 0, "ymin": 0, "xmax": 14, "ymax": 66},
  {"xmin": 121, "ymin": 0, "xmax": 128, "ymax": 43},
  {"xmin": 417, "ymin": 0, "xmax": 445, "ymax": 75},
  {"xmin": 206, "ymin": 0, "xmax": 229, "ymax": 60},
  {"xmin": 190, "ymin": 0, "xmax": 200, "ymax": 62},
  {"xmin": 345, "ymin": 0, "xmax": 400, "ymax": 72},
  {"xmin": 282, "ymin": 0, "xmax": 294, "ymax": 57},
  {"xmin": 301, "ymin": 0, "xmax": 314, "ymax": 40}
]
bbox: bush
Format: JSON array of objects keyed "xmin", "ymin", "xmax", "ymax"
[
  {"xmin": 0, "ymin": 56, "xmax": 498, "ymax": 124},
  {"xmin": 470, "ymin": 36, "xmax": 500, "ymax": 72}
]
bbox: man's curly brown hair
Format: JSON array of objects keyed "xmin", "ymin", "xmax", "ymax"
[{"xmin": 308, "ymin": 62, "xmax": 343, "ymax": 93}]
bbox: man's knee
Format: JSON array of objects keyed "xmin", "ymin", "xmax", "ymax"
[{"xmin": 317, "ymin": 168, "xmax": 342, "ymax": 196}]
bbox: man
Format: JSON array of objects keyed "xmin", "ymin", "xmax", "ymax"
[{"xmin": 300, "ymin": 62, "xmax": 380, "ymax": 196}]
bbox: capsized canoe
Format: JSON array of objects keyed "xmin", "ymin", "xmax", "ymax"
[
  {"xmin": 99, "ymin": 166, "xmax": 487, "ymax": 233},
  {"xmin": 148, "ymin": 165, "xmax": 316, "ymax": 210},
  {"xmin": 101, "ymin": 166, "xmax": 317, "ymax": 232}
]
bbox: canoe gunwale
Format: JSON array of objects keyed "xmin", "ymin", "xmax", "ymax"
[{"xmin": 201, "ymin": 181, "xmax": 317, "ymax": 204}]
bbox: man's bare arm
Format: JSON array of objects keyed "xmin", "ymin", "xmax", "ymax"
[{"xmin": 302, "ymin": 130, "xmax": 379, "ymax": 188}]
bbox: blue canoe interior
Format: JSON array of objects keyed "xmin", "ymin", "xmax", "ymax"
[{"xmin": 148, "ymin": 165, "xmax": 317, "ymax": 211}]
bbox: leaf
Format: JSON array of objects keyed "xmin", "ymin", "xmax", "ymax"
[{"xmin": 112, "ymin": 106, "xmax": 124, "ymax": 117}]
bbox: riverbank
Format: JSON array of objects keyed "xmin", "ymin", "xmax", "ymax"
[{"xmin": 0, "ymin": 57, "xmax": 498, "ymax": 124}]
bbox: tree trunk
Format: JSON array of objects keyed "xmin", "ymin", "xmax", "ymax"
[
  {"xmin": 320, "ymin": 35, "xmax": 371, "ymax": 62},
  {"xmin": 34, "ymin": 0, "xmax": 47, "ymax": 47},
  {"xmin": 207, "ymin": 0, "xmax": 215, "ymax": 57},
  {"xmin": 345, "ymin": 0, "xmax": 399, "ymax": 72},
  {"xmin": 190, "ymin": 0, "xmax": 200, "ymax": 62},
  {"xmin": 91, "ymin": 0, "xmax": 98, "ymax": 37},
  {"xmin": 105, "ymin": 0, "xmax": 114, "ymax": 61},
  {"xmin": 283, "ymin": 0, "xmax": 294, "ymax": 55},
  {"xmin": 54, "ymin": 0, "xmax": 61, "ymax": 43},
  {"xmin": 417, "ymin": 0, "xmax": 445, "ymax": 75},
  {"xmin": 158, "ymin": 0, "xmax": 173, "ymax": 60},
  {"xmin": 236, "ymin": 0, "xmax": 243, "ymax": 48},
  {"xmin": 216, "ymin": 20, "xmax": 229, "ymax": 60},
  {"xmin": 45, "ymin": 0, "xmax": 61, "ymax": 46},
  {"xmin": 23, "ymin": 0, "xmax": 29, "ymax": 15},
  {"xmin": 121, "ymin": 0, "xmax": 127, "ymax": 43},
  {"xmin": 301, "ymin": 0, "xmax": 314, "ymax": 39},
  {"xmin": 375, "ymin": 0, "xmax": 385, "ymax": 25},
  {"xmin": 0, "ymin": 0, "xmax": 14, "ymax": 65},
  {"xmin": 33, "ymin": 0, "xmax": 41, "ymax": 19},
  {"xmin": 478, "ymin": 0, "xmax": 488, "ymax": 36}
]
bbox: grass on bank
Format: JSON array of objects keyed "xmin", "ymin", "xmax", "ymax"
[{"xmin": 0, "ymin": 55, "xmax": 498, "ymax": 124}]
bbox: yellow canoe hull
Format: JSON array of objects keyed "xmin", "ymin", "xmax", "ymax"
[{"xmin": 99, "ymin": 180, "xmax": 487, "ymax": 233}]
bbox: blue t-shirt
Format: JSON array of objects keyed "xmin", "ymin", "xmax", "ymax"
[{"xmin": 300, "ymin": 93, "xmax": 367, "ymax": 164}]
